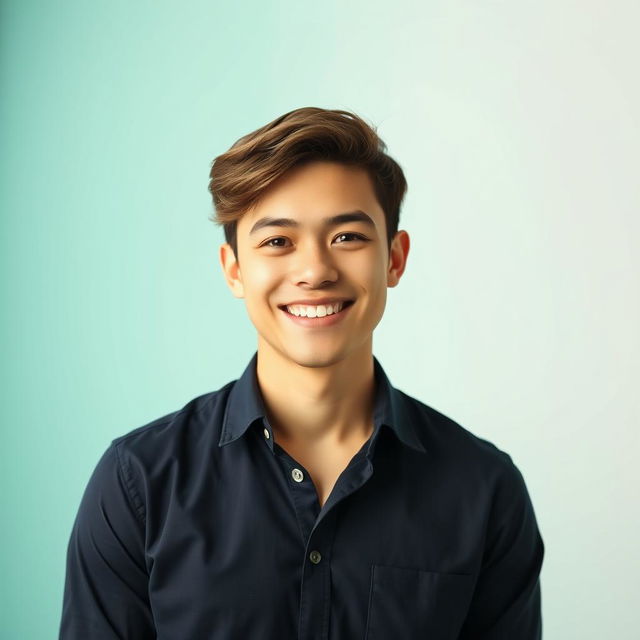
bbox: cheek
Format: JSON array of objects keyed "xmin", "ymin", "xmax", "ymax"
[
  {"xmin": 358, "ymin": 255, "xmax": 388, "ymax": 294},
  {"xmin": 246, "ymin": 261, "xmax": 276, "ymax": 288},
  {"xmin": 365, "ymin": 262, "xmax": 390, "ymax": 311},
  {"xmin": 241, "ymin": 263, "xmax": 281, "ymax": 313}
]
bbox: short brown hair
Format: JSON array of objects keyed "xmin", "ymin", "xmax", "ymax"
[{"xmin": 208, "ymin": 106, "xmax": 407, "ymax": 261}]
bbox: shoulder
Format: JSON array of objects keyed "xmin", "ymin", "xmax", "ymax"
[
  {"xmin": 110, "ymin": 380, "xmax": 235, "ymax": 472},
  {"xmin": 397, "ymin": 388, "xmax": 525, "ymax": 491},
  {"xmin": 397, "ymin": 390, "xmax": 538, "ymax": 532}
]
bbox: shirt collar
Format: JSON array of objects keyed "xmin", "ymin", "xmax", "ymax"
[{"xmin": 219, "ymin": 352, "xmax": 427, "ymax": 455}]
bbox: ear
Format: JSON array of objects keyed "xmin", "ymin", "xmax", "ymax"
[
  {"xmin": 387, "ymin": 230, "xmax": 410, "ymax": 287},
  {"xmin": 219, "ymin": 243, "xmax": 245, "ymax": 299}
]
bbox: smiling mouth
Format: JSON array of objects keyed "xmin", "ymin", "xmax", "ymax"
[{"xmin": 278, "ymin": 300, "xmax": 355, "ymax": 317}]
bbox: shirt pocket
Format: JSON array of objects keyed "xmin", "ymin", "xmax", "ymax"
[{"xmin": 364, "ymin": 564, "xmax": 474, "ymax": 640}]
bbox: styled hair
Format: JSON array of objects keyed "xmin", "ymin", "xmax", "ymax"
[{"xmin": 208, "ymin": 106, "xmax": 407, "ymax": 261}]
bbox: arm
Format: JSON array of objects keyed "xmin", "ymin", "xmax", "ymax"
[
  {"xmin": 458, "ymin": 457, "xmax": 545, "ymax": 639},
  {"xmin": 59, "ymin": 442, "xmax": 156, "ymax": 639}
]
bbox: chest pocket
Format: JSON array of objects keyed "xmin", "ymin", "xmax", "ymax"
[{"xmin": 364, "ymin": 564, "xmax": 475, "ymax": 640}]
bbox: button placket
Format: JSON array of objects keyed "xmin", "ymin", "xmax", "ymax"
[{"xmin": 297, "ymin": 512, "xmax": 338, "ymax": 640}]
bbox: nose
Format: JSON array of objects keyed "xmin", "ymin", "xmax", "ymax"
[{"xmin": 290, "ymin": 239, "xmax": 339, "ymax": 288}]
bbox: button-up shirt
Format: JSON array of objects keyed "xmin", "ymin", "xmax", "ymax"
[{"xmin": 59, "ymin": 352, "xmax": 545, "ymax": 639}]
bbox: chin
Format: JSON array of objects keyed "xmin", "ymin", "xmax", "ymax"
[{"xmin": 285, "ymin": 346, "xmax": 349, "ymax": 370}]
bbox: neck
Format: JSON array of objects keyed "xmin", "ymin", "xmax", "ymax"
[{"xmin": 255, "ymin": 338, "xmax": 376, "ymax": 447}]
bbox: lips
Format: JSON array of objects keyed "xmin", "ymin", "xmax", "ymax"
[{"xmin": 279, "ymin": 300, "xmax": 355, "ymax": 326}]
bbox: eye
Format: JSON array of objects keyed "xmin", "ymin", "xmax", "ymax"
[
  {"xmin": 334, "ymin": 232, "xmax": 369, "ymax": 244},
  {"xmin": 260, "ymin": 237, "xmax": 291, "ymax": 248}
]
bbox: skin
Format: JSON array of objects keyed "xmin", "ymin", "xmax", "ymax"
[{"xmin": 220, "ymin": 160, "xmax": 410, "ymax": 504}]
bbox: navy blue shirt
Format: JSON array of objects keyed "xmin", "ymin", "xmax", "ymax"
[{"xmin": 59, "ymin": 352, "xmax": 544, "ymax": 639}]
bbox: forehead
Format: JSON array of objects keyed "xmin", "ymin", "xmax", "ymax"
[{"xmin": 237, "ymin": 161, "xmax": 385, "ymax": 232}]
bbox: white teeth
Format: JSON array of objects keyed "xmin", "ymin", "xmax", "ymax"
[{"xmin": 285, "ymin": 302, "xmax": 346, "ymax": 317}]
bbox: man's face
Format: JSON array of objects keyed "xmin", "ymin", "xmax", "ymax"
[{"xmin": 220, "ymin": 160, "xmax": 409, "ymax": 369}]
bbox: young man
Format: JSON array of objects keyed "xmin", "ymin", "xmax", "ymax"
[{"xmin": 59, "ymin": 107, "xmax": 544, "ymax": 639}]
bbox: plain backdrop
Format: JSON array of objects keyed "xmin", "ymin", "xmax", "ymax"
[{"xmin": 1, "ymin": 1, "xmax": 638, "ymax": 637}]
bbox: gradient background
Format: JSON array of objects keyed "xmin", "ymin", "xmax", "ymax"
[{"xmin": 1, "ymin": 1, "xmax": 638, "ymax": 637}]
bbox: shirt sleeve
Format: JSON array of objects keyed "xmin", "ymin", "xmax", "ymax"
[
  {"xmin": 458, "ymin": 456, "xmax": 545, "ymax": 639},
  {"xmin": 59, "ymin": 442, "xmax": 156, "ymax": 639}
]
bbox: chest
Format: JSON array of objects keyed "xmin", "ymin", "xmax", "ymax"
[
  {"xmin": 143, "ymin": 436, "xmax": 480, "ymax": 639},
  {"xmin": 277, "ymin": 437, "xmax": 370, "ymax": 508},
  {"xmin": 305, "ymin": 453, "xmax": 357, "ymax": 507}
]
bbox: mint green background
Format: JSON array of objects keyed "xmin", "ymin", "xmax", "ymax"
[{"xmin": 2, "ymin": 1, "xmax": 638, "ymax": 637}]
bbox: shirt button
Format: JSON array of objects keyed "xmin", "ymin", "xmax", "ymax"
[
  {"xmin": 263, "ymin": 427, "xmax": 270, "ymax": 439},
  {"xmin": 309, "ymin": 550, "xmax": 322, "ymax": 564},
  {"xmin": 291, "ymin": 468, "xmax": 304, "ymax": 482}
]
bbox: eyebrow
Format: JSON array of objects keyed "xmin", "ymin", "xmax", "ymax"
[{"xmin": 248, "ymin": 210, "xmax": 376, "ymax": 236}]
